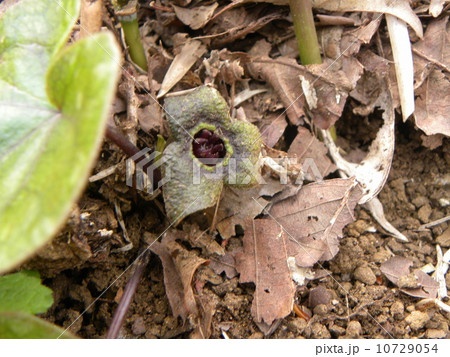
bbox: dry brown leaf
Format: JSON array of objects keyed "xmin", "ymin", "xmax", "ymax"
[
  {"xmin": 350, "ymin": 50, "xmax": 390, "ymax": 116},
  {"xmin": 412, "ymin": 17, "xmax": 450, "ymax": 137},
  {"xmin": 380, "ymin": 256, "xmax": 439, "ymax": 299},
  {"xmin": 269, "ymin": 178, "xmax": 362, "ymax": 267},
  {"xmin": 182, "ymin": 223, "xmax": 225, "ymax": 256},
  {"xmin": 137, "ymin": 103, "xmax": 161, "ymax": 133},
  {"xmin": 235, "ymin": 219, "xmax": 295, "ymax": 325},
  {"xmin": 413, "ymin": 17, "xmax": 449, "ymax": 79},
  {"xmin": 247, "ymin": 40, "xmax": 353, "ymax": 129},
  {"xmin": 259, "ymin": 112, "xmax": 287, "ymax": 147},
  {"xmin": 172, "ymin": 3, "xmax": 218, "ymax": 30},
  {"xmin": 415, "ymin": 70, "xmax": 450, "ymax": 137},
  {"xmin": 210, "ymin": 251, "xmax": 239, "ymax": 279},
  {"xmin": 157, "ymin": 40, "xmax": 207, "ymax": 98},
  {"xmin": 215, "ymin": 186, "xmax": 269, "ymax": 239},
  {"xmin": 288, "ymin": 126, "xmax": 336, "ymax": 179},
  {"xmin": 429, "ymin": 0, "xmax": 446, "ymax": 17},
  {"xmin": 147, "ymin": 231, "xmax": 208, "ymax": 321}
]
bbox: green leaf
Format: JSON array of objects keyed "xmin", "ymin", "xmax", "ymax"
[
  {"xmin": 0, "ymin": 271, "xmax": 53, "ymax": 314},
  {"xmin": 0, "ymin": 0, "xmax": 121, "ymax": 273},
  {"xmin": 0, "ymin": 311, "xmax": 76, "ymax": 339}
]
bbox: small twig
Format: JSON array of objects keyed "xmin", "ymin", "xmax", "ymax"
[
  {"xmin": 209, "ymin": 188, "xmax": 222, "ymax": 233},
  {"xmin": 106, "ymin": 249, "xmax": 151, "ymax": 339},
  {"xmin": 106, "ymin": 124, "xmax": 141, "ymax": 158},
  {"xmin": 105, "ymin": 124, "xmax": 161, "ymax": 186},
  {"xmin": 418, "ymin": 215, "xmax": 450, "ymax": 230}
]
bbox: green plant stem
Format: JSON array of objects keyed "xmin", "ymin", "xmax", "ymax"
[
  {"xmin": 289, "ymin": 0, "xmax": 321, "ymax": 65},
  {"xmin": 120, "ymin": 15, "xmax": 148, "ymax": 71},
  {"xmin": 113, "ymin": 0, "xmax": 148, "ymax": 71}
]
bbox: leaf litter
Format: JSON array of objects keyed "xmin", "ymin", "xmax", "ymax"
[{"xmin": 24, "ymin": 0, "xmax": 450, "ymax": 339}]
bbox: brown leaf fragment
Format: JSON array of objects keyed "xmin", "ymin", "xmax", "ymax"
[
  {"xmin": 148, "ymin": 240, "xmax": 187, "ymax": 320},
  {"xmin": 269, "ymin": 178, "xmax": 362, "ymax": 267},
  {"xmin": 380, "ymin": 256, "xmax": 413, "ymax": 285},
  {"xmin": 215, "ymin": 186, "xmax": 269, "ymax": 239},
  {"xmin": 411, "ymin": 17, "xmax": 450, "ymax": 137},
  {"xmin": 148, "ymin": 231, "xmax": 208, "ymax": 321},
  {"xmin": 190, "ymin": 295, "xmax": 214, "ymax": 339},
  {"xmin": 259, "ymin": 112, "xmax": 287, "ymax": 148},
  {"xmin": 247, "ymin": 39, "xmax": 354, "ymax": 129},
  {"xmin": 413, "ymin": 16, "xmax": 449, "ymax": 75},
  {"xmin": 288, "ymin": 126, "xmax": 336, "ymax": 179},
  {"xmin": 421, "ymin": 134, "xmax": 445, "ymax": 150},
  {"xmin": 235, "ymin": 219, "xmax": 295, "ymax": 325},
  {"xmin": 210, "ymin": 251, "xmax": 239, "ymax": 279},
  {"xmin": 380, "ymin": 256, "xmax": 439, "ymax": 299},
  {"xmin": 157, "ymin": 40, "xmax": 207, "ymax": 98},
  {"xmin": 247, "ymin": 39, "xmax": 305, "ymax": 125},
  {"xmin": 414, "ymin": 68, "xmax": 450, "ymax": 137},
  {"xmin": 182, "ymin": 223, "xmax": 225, "ymax": 256},
  {"xmin": 172, "ymin": 3, "xmax": 218, "ymax": 30},
  {"xmin": 137, "ymin": 102, "xmax": 161, "ymax": 133}
]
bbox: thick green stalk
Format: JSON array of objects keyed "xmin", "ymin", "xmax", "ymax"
[
  {"xmin": 289, "ymin": 0, "xmax": 322, "ymax": 65},
  {"xmin": 113, "ymin": 0, "xmax": 148, "ymax": 71},
  {"xmin": 120, "ymin": 15, "xmax": 148, "ymax": 71}
]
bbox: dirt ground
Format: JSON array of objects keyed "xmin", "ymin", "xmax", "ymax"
[
  {"xmin": 24, "ymin": 108, "xmax": 448, "ymax": 339},
  {"xmin": 21, "ymin": 1, "xmax": 450, "ymax": 339}
]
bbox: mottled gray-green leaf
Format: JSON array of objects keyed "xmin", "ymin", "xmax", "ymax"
[
  {"xmin": 162, "ymin": 86, "xmax": 262, "ymax": 223},
  {"xmin": 162, "ymin": 141, "xmax": 224, "ymax": 224}
]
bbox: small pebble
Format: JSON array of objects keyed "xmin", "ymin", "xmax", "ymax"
[
  {"xmin": 346, "ymin": 320, "xmax": 362, "ymax": 338},
  {"xmin": 248, "ymin": 332, "xmax": 264, "ymax": 339},
  {"xmin": 405, "ymin": 311, "xmax": 430, "ymax": 331},
  {"xmin": 353, "ymin": 265, "xmax": 377, "ymax": 285},
  {"xmin": 131, "ymin": 317, "xmax": 146, "ymax": 335},
  {"xmin": 372, "ymin": 249, "xmax": 391, "ymax": 263},
  {"xmin": 425, "ymin": 329, "xmax": 446, "ymax": 339},
  {"xmin": 311, "ymin": 323, "xmax": 331, "ymax": 339},
  {"xmin": 313, "ymin": 304, "xmax": 330, "ymax": 316},
  {"xmin": 287, "ymin": 318, "xmax": 307, "ymax": 334},
  {"xmin": 436, "ymin": 227, "xmax": 450, "ymax": 248},
  {"xmin": 411, "ymin": 196, "xmax": 428, "ymax": 208},
  {"xmin": 329, "ymin": 324, "xmax": 345, "ymax": 337},
  {"xmin": 390, "ymin": 301, "xmax": 404, "ymax": 318},
  {"xmin": 418, "ymin": 204, "xmax": 432, "ymax": 224}
]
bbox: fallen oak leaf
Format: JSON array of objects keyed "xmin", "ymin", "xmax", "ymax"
[
  {"xmin": 146, "ymin": 231, "xmax": 208, "ymax": 321},
  {"xmin": 172, "ymin": 3, "xmax": 218, "ymax": 30},
  {"xmin": 157, "ymin": 40, "xmax": 207, "ymax": 98},
  {"xmin": 247, "ymin": 40, "xmax": 353, "ymax": 129},
  {"xmin": 235, "ymin": 219, "xmax": 295, "ymax": 326},
  {"xmin": 269, "ymin": 178, "xmax": 362, "ymax": 267},
  {"xmin": 380, "ymin": 256, "xmax": 439, "ymax": 299},
  {"xmin": 287, "ymin": 126, "xmax": 336, "ymax": 179}
]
